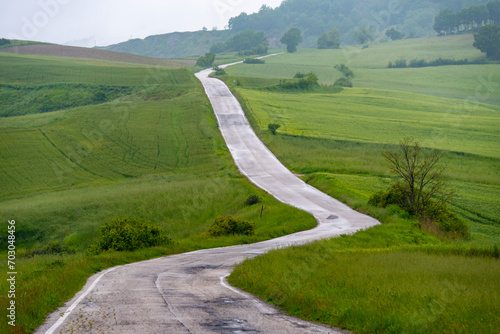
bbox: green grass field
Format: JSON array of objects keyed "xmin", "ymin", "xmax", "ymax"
[
  {"xmin": 1, "ymin": 33, "xmax": 498, "ymax": 333},
  {"xmin": 233, "ymin": 87, "xmax": 500, "ymax": 244},
  {"xmin": 0, "ymin": 52, "xmax": 315, "ymax": 333},
  {"xmin": 230, "ymin": 243, "xmax": 500, "ymax": 334},
  {"xmin": 226, "ymin": 34, "xmax": 500, "ymax": 333},
  {"xmin": 226, "ymin": 34, "xmax": 500, "ymax": 105}
]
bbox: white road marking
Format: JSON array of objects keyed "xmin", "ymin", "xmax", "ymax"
[
  {"xmin": 219, "ymin": 274, "xmax": 276, "ymax": 315},
  {"xmin": 45, "ymin": 267, "xmax": 117, "ymax": 334}
]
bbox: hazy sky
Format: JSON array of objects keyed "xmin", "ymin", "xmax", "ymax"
[{"xmin": 1, "ymin": 0, "xmax": 284, "ymax": 47}]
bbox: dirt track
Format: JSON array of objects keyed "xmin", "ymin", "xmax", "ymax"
[{"xmin": 35, "ymin": 64, "xmax": 379, "ymax": 334}]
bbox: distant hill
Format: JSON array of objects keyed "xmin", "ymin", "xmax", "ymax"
[
  {"xmin": 0, "ymin": 43, "xmax": 193, "ymax": 67},
  {"xmin": 228, "ymin": 0, "xmax": 493, "ymax": 47},
  {"xmin": 99, "ymin": 30, "xmax": 233, "ymax": 59},
  {"xmin": 97, "ymin": 0, "xmax": 493, "ymax": 58}
]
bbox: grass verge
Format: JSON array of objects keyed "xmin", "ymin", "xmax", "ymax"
[{"xmin": 230, "ymin": 241, "xmax": 499, "ymax": 334}]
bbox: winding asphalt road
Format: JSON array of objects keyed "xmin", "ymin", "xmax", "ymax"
[{"xmin": 35, "ymin": 63, "xmax": 379, "ymax": 334}]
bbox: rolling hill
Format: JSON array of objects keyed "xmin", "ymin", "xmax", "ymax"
[
  {"xmin": 0, "ymin": 43, "xmax": 194, "ymax": 67},
  {"xmin": 97, "ymin": 0, "xmax": 494, "ymax": 58},
  {"xmin": 223, "ymin": 29, "xmax": 500, "ymax": 334},
  {"xmin": 98, "ymin": 30, "xmax": 233, "ymax": 58},
  {"xmin": 0, "ymin": 48, "xmax": 315, "ymax": 333}
]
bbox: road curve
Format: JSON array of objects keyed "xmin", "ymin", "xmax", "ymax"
[{"xmin": 35, "ymin": 65, "xmax": 379, "ymax": 334}]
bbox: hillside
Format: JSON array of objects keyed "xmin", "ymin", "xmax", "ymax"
[
  {"xmin": 99, "ymin": 30, "xmax": 233, "ymax": 58},
  {"xmin": 0, "ymin": 50, "xmax": 317, "ymax": 333},
  {"xmin": 226, "ymin": 34, "xmax": 500, "ymax": 105},
  {"xmin": 224, "ymin": 32, "xmax": 500, "ymax": 243},
  {"xmin": 0, "ymin": 43, "xmax": 193, "ymax": 67},
  {"xmin": 223, "ymin": 29, "xmax": 499, "ymax": 334},
  {"xmin": 229, "ymin": 0, "xmax": 493, "ymax": 47},
  {"xmin": 97, "ymin": 0, "xmax": 493, "ymax": 58}
]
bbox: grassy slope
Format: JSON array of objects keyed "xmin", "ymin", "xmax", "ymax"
[
  {"xmin": 236, "ymin": 88, "xmax": 500, "ymax": 241},
  {"xmin": 237, "ymin": 88, "xmax": 499, "ymax": 158},
  {"xmin": 226, "ymin": 34, "xmax": 500, "ymax": 333},
  {"xmin": 227, "ymin": 34, "xmax": 500, "ymax": 106},
  {"xmin": 0, "ymin": 52, "xmax": 315, "ymax": 333},
  {"xmin": 100, "ymin": 30, "xmax": 233, "ymax": 58},
  {"xmin": 0, "ymin": 43, "xmax": 193, "ymax": 67}
]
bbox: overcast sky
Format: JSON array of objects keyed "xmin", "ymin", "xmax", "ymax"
[{"xmin": 0, "ymin": 0, "xmax": 284, "ymax": 47}]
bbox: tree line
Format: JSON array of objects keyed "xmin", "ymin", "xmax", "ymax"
[
  {"xmin": 434, "ymin": 0, "xmax": 500, "ymax": 34},
  {"xmin": 210, "ymin": 30, "xmax": 268, "ymax": 56},
  {"xmin": 0, "ymin": 38, "xmax": 11, "ymax": 46},
  {"xmin": 227, "ymin": 0, "xmax": 494, "ymax": 47}
]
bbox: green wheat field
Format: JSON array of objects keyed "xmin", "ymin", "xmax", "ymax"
[
  {"xmin": 0, "ymin": 51, "xmax": 315, "ymax": 333},
  {"xmin": 226, "ymin": 34, "xmax": 500, "ymax": 334}
]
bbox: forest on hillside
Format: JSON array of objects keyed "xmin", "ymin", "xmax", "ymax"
[
  {"xmin": 228, "ymin": 0, "xmax": 494, "ymax": 47},
  {"xmin": 101, "ymin": 0, "xmax": 497, "ymax": 57}
]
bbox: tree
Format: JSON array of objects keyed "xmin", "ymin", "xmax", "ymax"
[
  {"xmin": 212, "ymin": 65, "xmax": 226, "ymax": 76},
  {"xmin": 224, "ymin": 30, "xmax": 269, "ymax": 54},
  {"xmin": 434, "ymin": 8, "xmax": 458, "ymax": 34},
  {"xmin": 196, "ymin": 52, "xmax": 216, "ymax": 67},
  {"xmin": 474, "ymin": 24, "xmax": 500, "ymax": 60},
  {"xmin": 370, "ymin": 138, "xmax": 469, "ymax": 238},
  {"xmin": 487, "ymin": 0, "xmax": 500, "ymax": 25},
  {"xmin": 382, "ymin": 138, "xmax": 452, "ymax": 218},
  {"xmin": 317, "ymin": 28, "xmax": 341, "ymax": 49},
  {"xmin": 211, "ymin": 30, "xmax": 268, "ymax": 55},
  {"xmin": 281, "ymin": 27, "xmax": 302, "ymax": 53},
  {"xmin": 210, "ymin": 42, "xmax": 225, "ymax": 54},
  {"xmin": 354, "ymin": 28, "xmax": 374, "ymax": 44},
  {"xmin": 385, "ymin": 28, "xmax": 405, "ymax": 40},
  {"xmin": 268, "ymin": 123, "xmax": 281, "ymax": 135},
  {"xmin": 470, "ymin": 5, "xmax": 490, "ymax": 29},
  {"xmin": 228, "ymin": 12, "xmax": 249, "ymax": 31}
]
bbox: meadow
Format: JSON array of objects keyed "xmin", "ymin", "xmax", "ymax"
[
  {"xmin": 0, "ymin": 52, "xmax": 315, "ymax": 333},
  {"xmin": 226, "ymin": 34, "xmax": 500, "ymax": 333},
  {"xmin": 227, "ymin": 34, "xmax": 500, "ymax": 105}
]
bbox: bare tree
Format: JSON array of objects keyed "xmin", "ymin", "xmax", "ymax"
[{"xmin": 383, "ymin": 138, "xmax": 453, "ymax": 218}]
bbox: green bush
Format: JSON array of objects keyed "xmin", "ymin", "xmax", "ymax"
[
  {"xmin": 369, "ymin": 184, "xmax": 469, "ymax": 238},
  {"xmin": 368, "ymin": 183, "xmax": 409, "ymax": 212},
  {"xmin": 87, "ymin": 217, "xmax": 170, "ymax": 254},
  {"xmin": 208, "ymin": 216, "xmax": 256, "ymax": 237},
  {"xmin": 334, "ymin": 77, "xmax": 352, "ymax": 87},
  {"xmin": 212, "ymin": 65, "xmax": 226, "ymax": 76},
  {"xmin": 388, "ymin": 57, "xmax": 484, "ymax": 68},
  {"xmin": 243, "ymin": 58, "xmax": 265, "ymax": 64},
  {"xmin": 334, "ymin": 64, "xmax": 354, "ymax": 78},
  {"xmin": 425, "ymin": 205, "xmax": 470, "ymax": 238},
  {"xmin": 388, "ymin": 58, "xmax": 407, "ymax": 68},
  {"xmin": 245, "ymin": 194, "xmax": 261, "ymax": 206},
  {"xmin": 268, "ymin": 123, "xmax": 281, "ymax": 135},
  {"xmin": 196, "ymin": 52, "xmax": 216, "ymax": 68},
  {"xmin": 281, "ymin": 72, "xmax": 319, "ymax": 90}
]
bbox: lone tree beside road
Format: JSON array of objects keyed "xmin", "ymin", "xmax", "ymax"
[
  {"xmin": 370, "ymin": 138, "xmax": 468, "ymax": 238},
  {"xmin": 281, "ymin": 28, "xmax": 303, "ymax": 53},
  {"xmin": 382, "ymin": 138, "xmax": 449, "ymax": 218}
]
